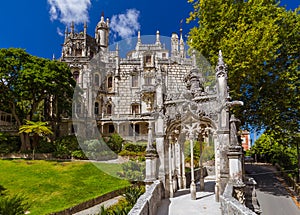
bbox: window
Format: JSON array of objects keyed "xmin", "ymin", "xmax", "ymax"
[
  {"xmin": 135, "ymin": 124, "xmax": 140, "ymax": 136},
  {"xmin": 107, "ymin": 104, "xmax": 112, "ymax": 115},
  {"xmin": 144, "ymin": 55, "xmax": 152, "ymax": 67},
  {"xmin": 75, "ymin": 49, "xmax": 82, "ymax": 56},
  {"xmin": 108, "ymin": 124, "xmax": 115, "ymax": 133},
  {"xmin": 95, "ymin": 74, "xmax": 100, "ymax": 86},
  {"xmin": 132, "ymin": 75, "xmax": 138, "ymax": 87},
  {"xmin": 131, "ymin": 104, "xmax": 140, "ymax": 114},
  {"xmin": 146, "ymin": 55, "xmax": 151, "ymax": 63},
  {"xmin": 94, "ymin": 102, "xmax": 99, "ymax": 115},
  {"xmin": 144, "ymin": 77, "xmax": 152, "ymax": 85},
  {"xmin": 107, "ymin": 76, "xmax": 113, "ymax": 89},
  {"xmin": 73, "ymin": 71, "xmax": 79, "ymax": 82}
]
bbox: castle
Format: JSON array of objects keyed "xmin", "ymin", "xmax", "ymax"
[{"xmin": 60, "ymin": 13, "xmax": 197, "ymax": 141}]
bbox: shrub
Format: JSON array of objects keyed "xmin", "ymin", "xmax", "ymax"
[
  {"xmin": 106, "ymin": 134, "xmax": 123, "ymax": 153},
  {"xmin": 35, "ymin": 138, "xmax": 55, "ymax": 153},
  {"xmin": 0, "ymin": 133, "xmax": 21, "ymax": 153},
  {"xmin": 53, "ymin": 135, "xmax": 82, "ymax": 159},
  {"xmin": 98, "ymin": 185, "xmax": 145, "ymax": 215},
  {"xmin": 117, "ymin": 160, "xmax": 145, "ymax": 182},
  {"xmin": 80, "ymin": 139, "xmax": 117, "ymax": 161},
  {"xmin": 71, "ymin": 150, "xmax": 87, "ymax": 159},
  {"xmin": 123, "ymin": 143, "xmax": 146, "ymax": 153},
  {"xmin": 0, "ymin": 185, "xmax": 29, "ymax": 215}
]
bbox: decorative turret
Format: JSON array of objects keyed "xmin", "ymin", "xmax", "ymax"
[
  {"xmin": 216, "ymin": 50, "xmax": 228, "ymax": 101},
  {"xmin": 136, "ymin": 31, "xmax": 142, "ymax": 50},
  {"xmin": 156, "ymin": 30, "xmax": 161, "ymax": 47},
  {"xmin": 179, "ymin": 28, "xmax": 185, "ymax": 58},
  {"xmin": 95, "ymin": 12, "xmax": 109, "ymax": 51},
  {"xmin": 171, "ymin": 32, "xmax": 179, "ymax": 57}
]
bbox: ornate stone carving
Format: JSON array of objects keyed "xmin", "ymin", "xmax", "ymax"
[
  {"xmin": 216, "ymin": 50, "xmax": 228, "ymax": 79},
  {"xmin": 230, "ymin": 114, "xmax": 240, "ymax": 146}
]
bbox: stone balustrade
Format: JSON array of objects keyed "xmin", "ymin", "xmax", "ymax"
[
  {"xmin": 128, "ymin": 180, "xmax": 163, "ymax": 215},
  {"xmin": 220, "ymin": 182, "xmax": 258, "ymax": 215}
]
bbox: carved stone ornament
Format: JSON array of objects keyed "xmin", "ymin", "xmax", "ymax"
[
  {"xmin": 230, "ymin": 114, "xmax": 241, "ymax": 146},
  {"xmin": 215, "ymin": 50, "xmax": 228, "ymax": 79}
]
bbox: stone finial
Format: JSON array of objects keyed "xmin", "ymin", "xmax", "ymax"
[
  {"xmin": 216, "ymin": 50, "xmax": 227, "ymax": 78},
  {"xmin": 156, "ymin": 30, "xmax": 161, "ymax": 45}
]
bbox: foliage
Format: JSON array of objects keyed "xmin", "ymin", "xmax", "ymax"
[
  {"xmin": 35, "ymin": 138, "xmax": 55, "ymax": 153},
  {"xmin": 0, "ymin": 48, "xmax": 76, "ymax": 150},
  {"xmin": 53, "ymin": 135, "xmax": 80, "ymax": 159},
  {"xmin": 118, "ymin": 150, "xmax": 145, "ymax": 157},
  {"xmin": 187, "ymin": 0, "xmax": 300, "ymax": 136},
  {"xmin": 117, "ymin": 160, "xmax": 145, "ymax": 182},
  {"xmin": 0, "ymin": 193, "xmax": 29, "ymax": 215},
  {"xmin": 106, "ymin": 133, "xmax": 124, "ymax": 153},
  {"xmin": 123, "ymin": 142, "xmax": 147, "ymax": 153},
  {"xmin": 250, "ymin": 132, "xmax": 298, "ymax": 177},
  {"xmin": 185, "ymin": 140, "xmax": 214, "ymax": 167},
  {"xmin": 98, "ymin": 185, "xmax": 145, "ymax": 215},
  {"xmin": 0, "ymin": 160, "xmax": 130, "ymax": 215},
  {"xmin": 19, "ymin": 120, "xmax": 53, "ymax": 151},
  {"xmin": 0, "ymin": 133, "xmax": 20, "ymax": 153},
  {"xmin": 80, "ymin": 139, "xmax": 117, "ymax": 161}
]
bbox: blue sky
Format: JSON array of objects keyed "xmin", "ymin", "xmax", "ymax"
[{"xmin": 0, "ymin": 0, "xmax": 298, "ymax": 59}]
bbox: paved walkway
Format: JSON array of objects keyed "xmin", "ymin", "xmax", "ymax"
[
  {"xmin": 73, "ymin": 196, "xmax": 123, "ymax": 215},
  {"xmin": 157, "ymin": 179, "xmax": 221, "ymax": 215}
]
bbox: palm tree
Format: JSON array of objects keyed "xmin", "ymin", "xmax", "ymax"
[{"xmin": 19, "ymin": 120, "xmax": 53, "ymax": 159}]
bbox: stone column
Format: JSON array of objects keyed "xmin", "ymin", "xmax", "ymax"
[
  {"xmin": 189, "ymin": 134, "xmax": 196, "ymax": 200},
  {"xmin": 172, "ymin": 140, "xmax": 177, "ymax": 192},
  {"xmin": 175, "ymin": 141, "xmax": 182, "ymax": 189},
  {"xmin": 168, "ymin": 136, "xmax": 174, "ymax": 198},
  {"xmin": 181, "ymin": 146, "xmax": 186, "ymax": 189},
  {"xmin": 132, "ymin": 123, "xmax": 136, "ymax": 141},
  {"xmin": 214, "ymin": 131, "xmax": 220, "ymax": 202},
  {"xmin": 199, "ymin": 137, "xmax": 205, "ymax": 191},
  {"xmin": 145, "ymin": 122, "xmax": 158, "ymax": 189}
]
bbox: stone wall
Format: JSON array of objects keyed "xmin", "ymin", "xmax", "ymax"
[
  {"xmin": 220, "ymin": 183, "xmax": 257, "ymax": 215},
  {"xmin": 0, "ymin": 153, "xmax": 53, "ymax": 160},
  {"xmin": 50, "ymin": 187, "xmax": 128, "ymax": 215},
  {"xmin": 128, "ymin": 180, "xmax": 163, "ymax": 215}
]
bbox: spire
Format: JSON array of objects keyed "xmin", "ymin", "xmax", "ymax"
[
  {"xmin": 136, "ymin": 31, "xmax": 141, "ymax": 50},
  {"xmin": 64, "ymin": 26, "xmax": 68, "ymax": 41},
  {"xmin": 71, "ymin": 21, "xmax": 74, "ymax": 34},
  {"xmin": 216, "ymin": 50, "xmax": 228, "ymax": 78},
  {"xmin": 218, "ymin": 50, "xmax": 224, "ymax": 65},
  {"xmin": 156, "ymin": 30, "xmax": 161, "ymax": 46},
  {"xmin": 179, "ymin": 23, "xmax": 185, "ymax": 58},
  {"xmin": 84, "ymin": 21, "xmax": 87, "ymax": 35}
]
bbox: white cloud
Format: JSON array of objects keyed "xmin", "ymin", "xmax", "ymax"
[
  {"xmin": 110, "ymin": 9, "xmax": 140, "ymax": 39},
  {"xmin": 56, "ymin": 27, "xmax": 64, "ymax": 36},
  {"xmin": 47, "ymin": 0, "xmax": 91, "ymax": 24}
]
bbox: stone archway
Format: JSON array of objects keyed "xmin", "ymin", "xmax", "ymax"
[{"xmin": 164, "ymin": 112, "xmax": 217, "ymax": 199}]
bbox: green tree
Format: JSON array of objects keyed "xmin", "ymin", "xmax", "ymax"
[
  {"xmin": 187, "ymin": 0, "xmax": 300, "ymax": 134},
  {"xmin": 0, "ymin": 48, "xmax": 75, "ymax": 150},
  {"xmin": 19, "ymin": 120, "xmax": 53, "ymax": 152}
]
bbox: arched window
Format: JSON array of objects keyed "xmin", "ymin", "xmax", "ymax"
[
  {"xmin": 94, "ymin": 102, "xmax": 99, "ymax": 115},
  {"xmin": 73, "ymin": 71, "xmax": 80, "ymax": 82},
  {"xmin": 107, "ymin": 76, "xmax": 113, "ymax": 89},
  {"xmin": 132, "ymin": 75, "xmax": 138, "ymax": 87},
  {"xmin": 131, "ymin": 104, "xmax": 140, "ymax": 114},
  {"xmin": 95, "ymin": 74, "xmax": 100, "ymax": 86},
  {"xmin": 107, "ymin": 104, "xmax": 112, "ymax": 115}
]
